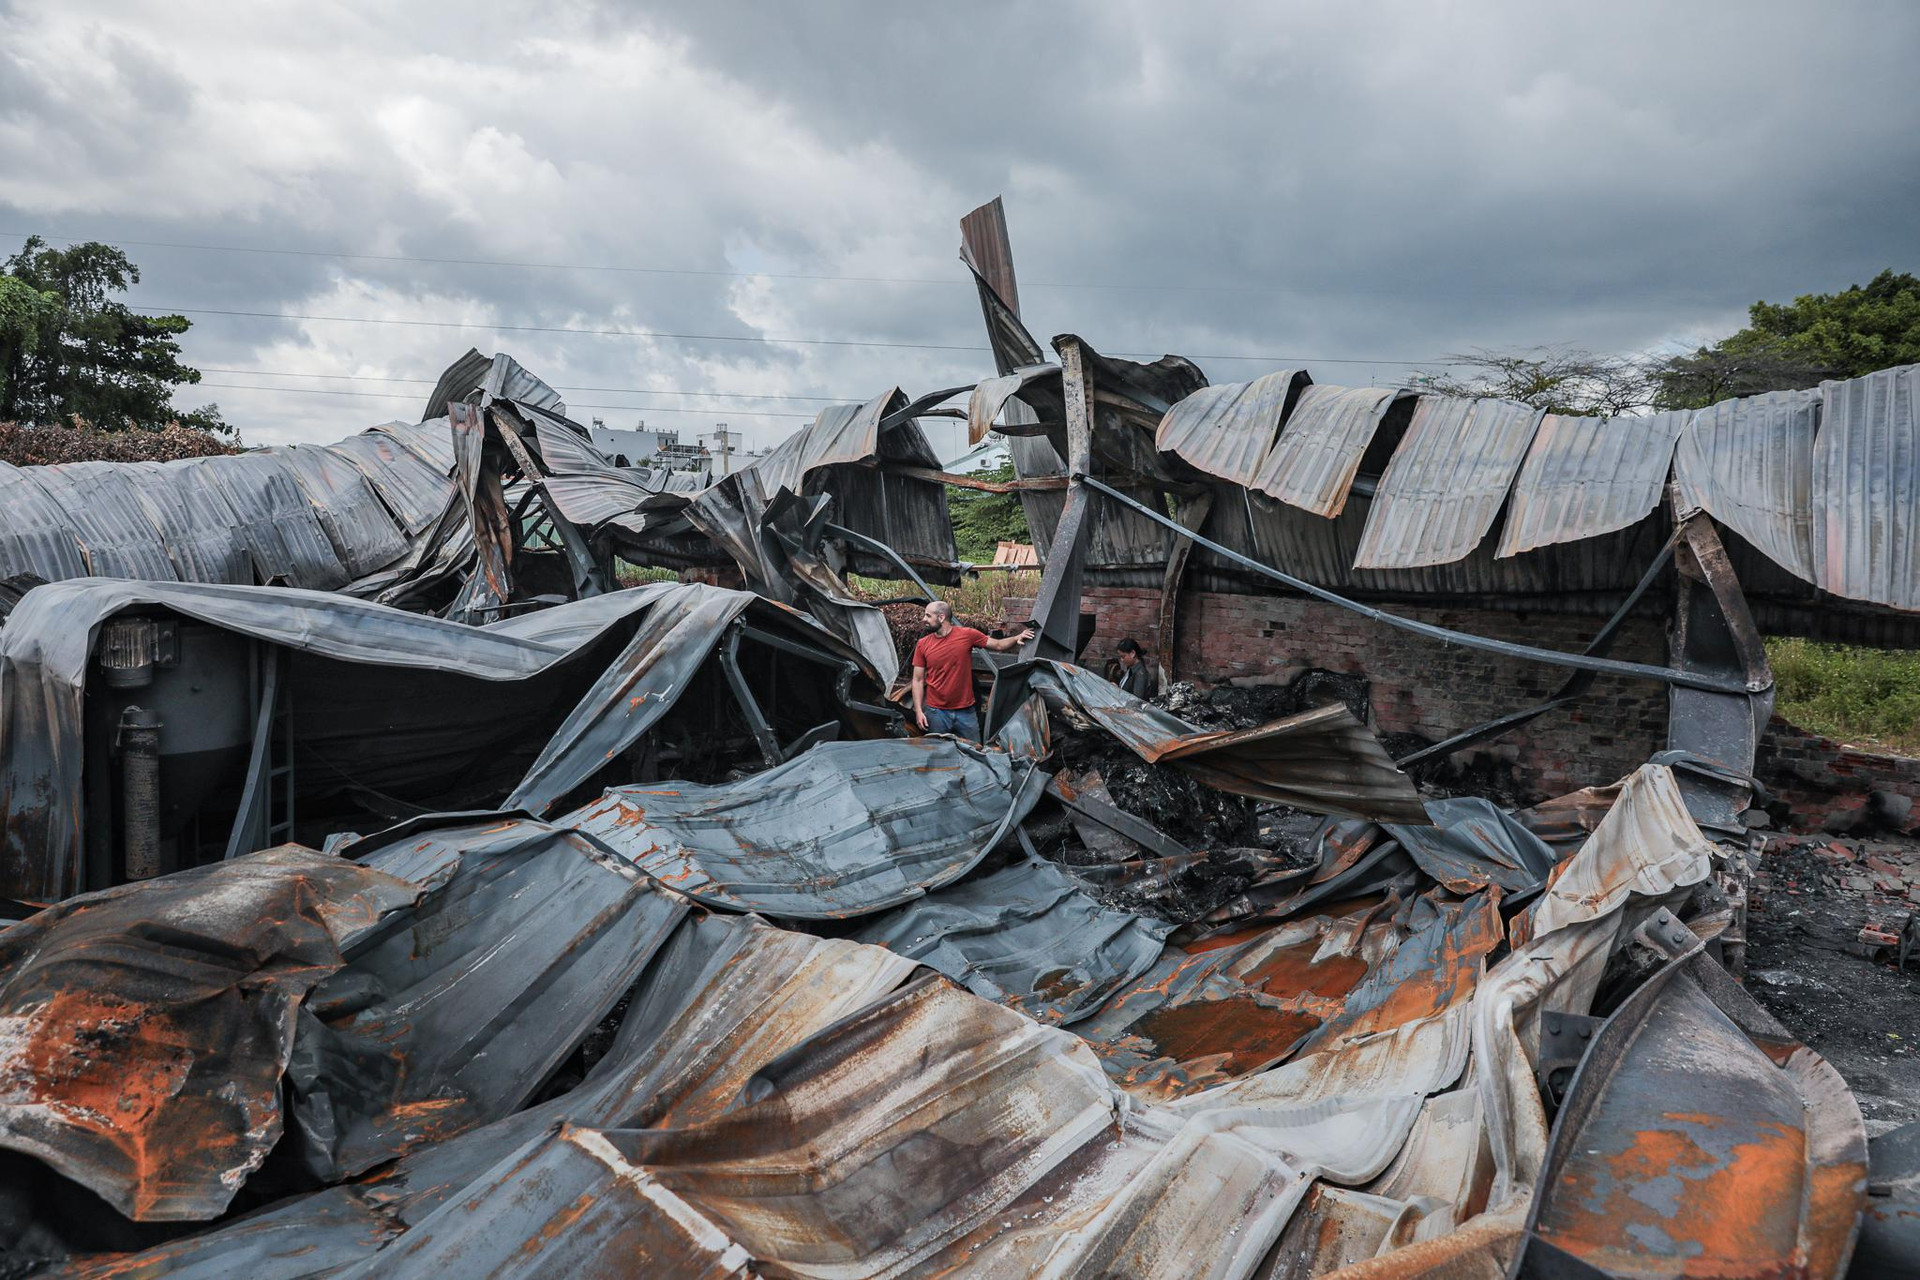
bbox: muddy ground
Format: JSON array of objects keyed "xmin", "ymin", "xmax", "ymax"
[{"xmin": 1747, "ymin": 830, "xmax": 1920, "ymax": 1134}]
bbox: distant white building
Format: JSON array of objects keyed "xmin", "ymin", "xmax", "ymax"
[
  {"xmin": 588, "ymin": 420, "xmax": 680, "ymax": 467},
  {"xmin": 944, "ymin": 438, "xmax": 1011, "ymax": 474}
]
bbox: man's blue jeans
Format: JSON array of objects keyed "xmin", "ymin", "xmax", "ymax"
[{"xmin": 925, "ymin": 705, "xmax": 981, "ymax": 741}]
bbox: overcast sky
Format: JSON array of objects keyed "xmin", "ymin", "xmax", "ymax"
[{"xmin": 4, "ymin": 0, "xmax": 1916, "ymax": 456}]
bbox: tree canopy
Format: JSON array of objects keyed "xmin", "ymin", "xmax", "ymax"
[
  {"xmin": 1651, "ymin": 269, "xmax": 1920, "ymax": 409},
  {"xmin": 946, "ymin": 460, "xmax": 1031, "ymax": 562},
  {"xmin": 0, "ymin": 237, "xmax": 227, "ymax": 433}
]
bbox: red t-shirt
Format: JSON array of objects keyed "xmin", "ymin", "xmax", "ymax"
[{"xmin": 912, "ymin": 626, "xmax": 988, "ymax": 709}]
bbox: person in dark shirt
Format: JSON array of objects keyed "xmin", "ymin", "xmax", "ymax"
[
  {"xmin": 910, "ymin": 601, "xmax": 1034, "ymax": 741},
  {"xmin": 1113, "ymin": 637, "xmax": 1158, "ymax": 700}
]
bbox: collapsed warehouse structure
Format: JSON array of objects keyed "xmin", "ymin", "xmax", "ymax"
[{"xmin": 0, "ymin": 199, "xmax": 1915, "ymax": 1275}]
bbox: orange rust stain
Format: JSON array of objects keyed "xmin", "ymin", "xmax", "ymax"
[
  {"xmin": 14, "ymin": 988, "xmax": 204, "ymax": 1219},
  {"xmin": 516, "ymin": 1189, "xmax": 599, "ymax": 1257},
  {"xmin": 1131, "ymin": 997, "xmax": 1321, "ymax": 1074},
  {"xmin": 1243, "ymin": 939, "xmax": 1371, "ymax": 1000},
  {"xmin": 1182, "ymin": 924, "xmax": 1268, "ymax": 955},
  {"xmin": 1807, "ymin": 1158, "xmax": 1868, "ymax": 1279},
  {"xmin": 1032, "ymin": 968, "xmax": 1086, "ymax": 1000},
  {"xmin": 1544, "ymin": 1121, "xmax": 1811, "ymax": 1272}
]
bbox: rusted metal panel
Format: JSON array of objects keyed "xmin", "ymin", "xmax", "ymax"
[
  {"xmin": 1672, "ymin": 385, "xmax": 1820, "ymax": 582},
  {"xmin": 23, "ymin": 460, "xmax": 180, "ymax": 580},
  {"xmin": 0, "ymin": 459, "xmax": 88, "ymax": 581},
  {"xmin": 546, "ymin": 976, "xmax": 1120, "ymax": 1276},
  {"xmin": 968, "ymin": 362, "xmax": 1062, "ymax": 445},
  {"xmin": 568, "ymin": 738, "xmax": 1041, "ymax": 918},
  {"xmin": 1516, "ymin": 913, "xmax": 1867, "ymax": 1277},
  {"xmin": 1154, "ymin": 369, "xmax": 1310, "ymax": 488},
  {"xmin": 288, "ymin": 817, "xmax": 687, "ymax": 1181},
  {"xmin": 1812, "ymin": 362, "xmax": 1920, "ymax": 610},
  {"xmin": 1497, "ymin": 408, "xmax": 1692, "ymax": 557},
  {"xmin": 1253, "ymin": 383, "xmax": 1413, "ymax": 517},
  {"xmin": 0, "ymin": 847, "xmax": 422, "ymax": 1220},
  {"xmin": 1516, "ymin": 763, "xmax": 1716, "ymax": 946},
  {"xmin": 272, "ymin": 444, "xmax": 411, "ymax": 580},
  {"xmin": 855, "ymin": 855, "xmax": 1171, "ymax": 1024},
  {"xmin": 328, "ymin": 429, "xmax": 459, "ymax": 535},
  {"xmin": 1353, "ymin": 396, "xmax": 1543, "ymax": 569}
]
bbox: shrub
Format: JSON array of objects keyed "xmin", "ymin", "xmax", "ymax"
[{"xmin": 1767, "ymin": 636, "xmax": 1920, "ymax": 753}]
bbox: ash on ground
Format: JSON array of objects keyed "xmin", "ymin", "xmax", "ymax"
[
  {"xmin": 1028, "ymin": 675, "xmax": 1353, "ymax": 926},
  {"xmin": 1746, "ymin": 829, "xmax": 1920, "ymax": 1135}
]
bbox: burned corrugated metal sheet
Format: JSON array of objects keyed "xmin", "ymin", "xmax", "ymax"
[
  {"xmin": 189, "ymin": 450, "xmax": 351, "ymax": 589},
  {"xmin": 375, "ymin": 976, "xmax": 1119, "ymax": 1277},
  {"xmin": 0, "ymin": 460, "xmax": 87, "ymax": 581},
  {"xmin": 1514, "ymin": 912, "xmax": 1867, "ymax": 1278},
  {"xmin": 968, "ymin": 362, "xmax": 1063, "ymax": 445},
  {"xmin": 288, "ymin": 816, "xmax": 686, "ymax": 1181},
  {"xmin": 23, "ymin": 460, "xmax": 181, "ymax": 580},
  {"xmin": 1516, "ymin": 762, "xmax": 1716, "ymax": 945},
  {"xmin": 1352, "ymin": 395, "xmax": 1543, "ymax": 569},
  {"xmin": 419, "ymin": 348, "xmax": 565, "ymax": 422},
  {"xmin": 1386, "ymin": 796, "xmax": 1562, "ymax": 894},
  {"xmin": 991, "ymin": 659, "xmax": 1427, "ymax": 822},
  {"xmin": 119, "ymin": 459, "xmax": 255, "ymax": 582},
  {"xmin": 0, "ymin": 578, "xmax": 868, "ymax": 900},
  {"xmin": 1250, "ymin": 384, "xmax": 1412, "ymax": 518},
  {"xmin": 372, "ymin": 416, "xmax": 459, "ymax": 474},
  {"xmin": 327, "ymin": 429, "xmax": 458, "ymax": 536},
  {"xmin": 272, "ymin": 444, "xmax": 412, "ymax": 580},
  {"xmin": 505, "ymin": 583, "xmax": 756, "ymax": 814},
  {"xmin": 569, "ymin": 737, "xmax": 1040, "ymax": 918},
  {"xmin": 1497, "ymin": 408, "xmax": 1693, "ymax": 557},
  {"xmin": 1155, "ymin": 369, "xmax": 1309, "ymax": 488},
  {"xmin": 0, "ymin": 847, "xmax": 422, "ymax": 1220},
  {"xmin": 854, "ymin": 855, "xmax": 1171, "ymax": 1024},
  {"xmin": 1672, "ymin": 385, "xmax": 1820, "ymax": 582},
  {"xmin": 1812, "ymin": 363, "xmax": 1919, "ymax": 610}
]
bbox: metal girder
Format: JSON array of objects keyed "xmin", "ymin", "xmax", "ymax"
[{"xmin": 1078, "ymin": 473, "xmax": 1750, "ymax": 696}]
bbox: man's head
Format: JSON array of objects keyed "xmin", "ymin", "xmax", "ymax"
[
  {"xmin": 1116, "ymin": 637, "xmax": 1141, "ymax": 667},
  {"xmin": 922, "ymin": 600, "xmax": 954, "ymax": 632}
]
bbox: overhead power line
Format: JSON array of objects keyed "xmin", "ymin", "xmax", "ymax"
[
  {"xmin": 191, "ymin": 382, "xmax": 819, "ymax": 418},
  {"xmin": 196, "ymin": 366, "xmax": 850, "ymax": 402},
  {"xmin": 139, "ymin": 305, "xmax": 1453, "ymax": 367},
  {"xmin": 6, "ymin": 229, "xmax": 1289, "ymax": 295}
]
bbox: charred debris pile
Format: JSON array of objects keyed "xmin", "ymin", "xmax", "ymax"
[{"xmin": 0, "ymin": 200, "xmax": 1916, "ymax": 1275}]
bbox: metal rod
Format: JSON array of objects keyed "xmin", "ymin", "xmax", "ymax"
[
  {"xmin": 1077, "ymin": 473, "xmax": 1748, "ymax": 695},
  {"xmin": 720, "ymin": 624, "xmax": 783, "ymax": 768},
  {"xmin": 823, "ymin": 521, "xmax": 936, "ymax": 600}
]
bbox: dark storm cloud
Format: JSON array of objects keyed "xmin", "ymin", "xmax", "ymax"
[{"xmin": 2, "ymin": 0, "xmax": 1915, "ymax": 447}]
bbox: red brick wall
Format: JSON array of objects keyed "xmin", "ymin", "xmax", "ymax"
[
  {"xmin": 1755, "ymin": 717, "xmax": 1920, "ymax": 833},
  {"xmin": 1007, "ymin": 586, "xmax": 1671, "ymax": 801},
  {"xmin": 1005, "ymin": 585, "xmax": 1920, "ymax": 826}
]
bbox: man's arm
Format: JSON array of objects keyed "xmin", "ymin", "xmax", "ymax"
[
  {"xmin": 982, "ymin": 625, "xmax": 1037, "ymax": 654},
  {"xmin": 911, "ymin": 664, "xmax": 928, "ymax": 729}
]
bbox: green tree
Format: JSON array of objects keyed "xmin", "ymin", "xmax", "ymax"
[
  {"xmin": 1652, "ymin": 269, "xmax": 1920, "ymax": 409},
  {"xmin": 0, "ymin": 236, "xmax": 226, "ymax": 432},
  {"xmin": 946, "ymin": 459, "xmax": 1031, "ymax": 562}
]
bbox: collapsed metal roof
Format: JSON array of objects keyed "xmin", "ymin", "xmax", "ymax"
[{"xmin": 0, "ymin": 197, "xmax": 1909, "ymax": 1277}]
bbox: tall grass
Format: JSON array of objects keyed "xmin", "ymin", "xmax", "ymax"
[
  {"xmin": 1767, "ymin": 636, "xmax": 1920, "ymax": 753},
  {"xmin": 847, "ymin": 569, "xmax": 1040, "ymax": 626}
]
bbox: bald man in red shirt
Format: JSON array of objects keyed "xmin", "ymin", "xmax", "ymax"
[{"xmin": 910, "ymin": 601, "xmax": 1035, "ymax": 741}]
